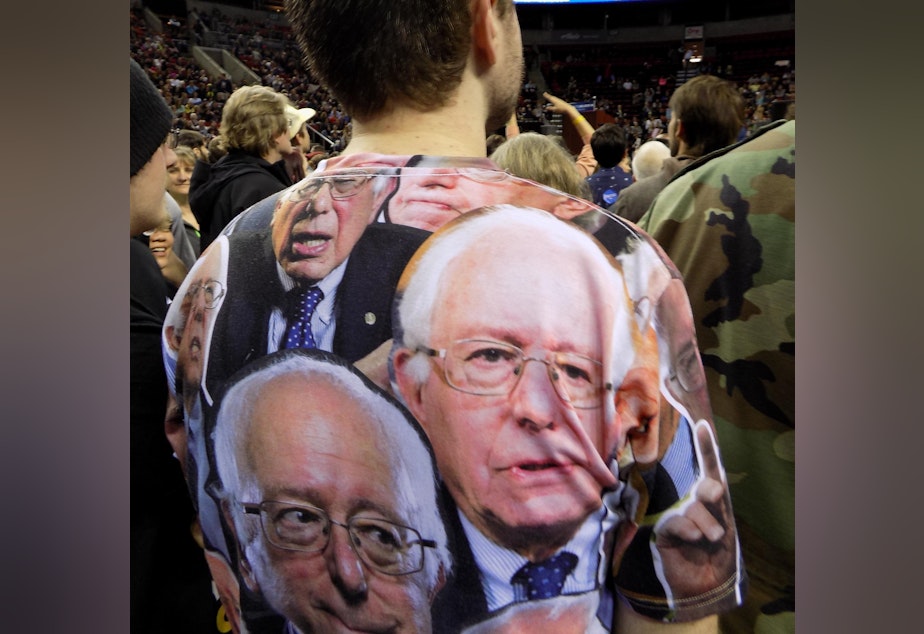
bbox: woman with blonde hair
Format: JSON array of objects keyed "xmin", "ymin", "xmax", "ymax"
[
  {"xmin": 490, "ymin": 131, "xmax": 592, "ymax": 201},
  {"xmin": 166, "ymin": 145, "xmax": 201, "ymax": 255}
]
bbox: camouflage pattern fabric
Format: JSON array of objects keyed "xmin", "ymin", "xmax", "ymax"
[{"xmin": 639, "ymin": 119, "xmax": 795, "ymax": 633}]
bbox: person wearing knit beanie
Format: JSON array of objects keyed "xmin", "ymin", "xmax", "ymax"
[
  {"xmin": 130, "ymin": 55, "xmax": 218, "ymax": 634},
  {"xmin": 130, "ymin": 58, "xmax": 175, "ymax": 236}
]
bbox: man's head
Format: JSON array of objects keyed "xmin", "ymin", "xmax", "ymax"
[
  {"xmin": 667, "ymin": 74, "xmax": 743, "ymax": 158},
  {"xmin": 631, "ymin": 140, "xmax": 671, "ymax": 181},
  {"xmin": 142, "ymin": 211, "xmax": 175, "ymax": 273},
  {"xmin": 589, "ymin": 123, "xmax": 627, "ymax": 169},
  {"xmin": 175, "ymin": 129, "xmax": 209, "ymax": 161},
  {"xmin": 214, "ymin": 350, "xmax": 450, "ymax": 634},
  {"xmin": 271, "ymin": 169, "xmax": 397, "ymax": 284},
  {"xmin": 284, "ymin": 0, "xmax": 523, "ymax": 130},
  {"xmin": 130, "ymin": 58, "xmax": 174, "ymax": 236},
  {"xmin": 286, "ymin": 105, "xmax": 317, "ymax": 152},
  {"xmin": 219, "ymin": 85, "xmax": 292, "ymax": 160},
  {"xmin": 392, "ymin": 205, "xmax": 639, "ymax": 560},
  {"xmin": 166, "ymin": 146, "xmax": 195, "ymax": 200},
  {"xmin": 207, "ymin": 135, "xmax": 229, "ymax": 163}
]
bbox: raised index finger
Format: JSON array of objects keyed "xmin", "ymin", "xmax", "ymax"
[{"xmin": 692, "ymin": 419, "xmax": 723, "ymax": 484}]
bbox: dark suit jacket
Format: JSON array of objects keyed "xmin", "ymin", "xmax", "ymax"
[
  {"xmin": 204, "ymin": 221, "xmax": 429, "ymax": 399},
  {"xmin": 431, "ymin": 486, "xmax": 492, "ymax": 634}
]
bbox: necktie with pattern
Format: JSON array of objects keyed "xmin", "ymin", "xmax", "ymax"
[
  {"xmin": 284, "ymin": 286, "xmax": 324, "ymax": 349},
  {"xmin": 511, "ymin": 551, "xmax": 578, "ymax": 601}
]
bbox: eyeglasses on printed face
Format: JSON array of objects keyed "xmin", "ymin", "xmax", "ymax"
[
  {"xmin": 667, "ymin": 342, "xmax": 705, "ymax": 394},
  {"xmin": 290, "ymin": 171, "xmax": 375, "ymax": 202},
  {"xmin": 418, "ymin": 339, "xmax": 613, "ymax": 409},
  {"xmin": 242, "ymin": 500, "xmax": 436, "ymax": 576},
  {"xmin": 186, "ymin": 279, "xmax": 225, "ymax": 309}
]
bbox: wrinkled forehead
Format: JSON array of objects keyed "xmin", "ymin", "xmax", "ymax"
[{"xmin": 438, "ymin": 225, "xmax": 627, "ymax": 341}]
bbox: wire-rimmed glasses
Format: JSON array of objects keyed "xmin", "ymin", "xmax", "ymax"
[
  {"xmin": 242, "ymin": 500, "xmax": 436, "ymax": 576},
  {"xmin": 289, "ymin": 171, "xmax": 376, "ymax": 202},
  {"xmin": 186, "ymin": 279, "xmax": 225, "ymax": 309},
  {"xmin": 418, "ymin": 338, "xmax": 613, "ymax": 409}
]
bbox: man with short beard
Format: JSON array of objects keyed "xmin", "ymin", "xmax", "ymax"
[{"xmin": 609, "ymin": 75, "xmax": 744, "ymax": 224}]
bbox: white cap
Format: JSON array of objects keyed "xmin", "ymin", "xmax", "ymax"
[{"xmin": 286, "ymin": 105, "xmax": 317, "ymax": 139}]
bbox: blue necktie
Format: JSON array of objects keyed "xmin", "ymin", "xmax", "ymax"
[
  {"xmin": 511, "ymin": 551, "xmax": 578, "ymax": 601},
  {"xmin": 284, "ymin": 286, "xmax": 323, "ymax": 349}
]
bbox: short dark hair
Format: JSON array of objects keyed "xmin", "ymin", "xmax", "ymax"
[
  {"xmin": 284, "ymin": 0, "xmax": 512, "ymax": 120},
  {"xmin": 175, "ymin": 129, "xmax": 207, "ymax": 150},
  {"xmin": 485, "ymin": 133, "xmax": 507, "ymax": 156},
  {"xmin": 589, "ymin": 123, "xmax": 627, "ymax": 169},
  {"xmin": 669, "ymin": 75, "xmax": 744, "ymax": 156}
]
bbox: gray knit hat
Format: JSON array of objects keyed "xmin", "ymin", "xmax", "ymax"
[{"xmin": 130, "ymin": 58, "xmax": 173, "ymax": 177}]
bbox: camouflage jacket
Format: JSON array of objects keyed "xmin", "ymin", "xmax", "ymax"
[{"xmin": 640, "ymin": 119, "xmax": 795, "ymax": 633}]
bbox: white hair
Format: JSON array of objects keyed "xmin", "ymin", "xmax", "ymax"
[
  {"xmin": 615, "ymin": 235, "xmax": 672, "ymax": 332},
  {"xmin": 213, "ymin": 352, "xmax": 451, "ymax": 590},
  {"xmin": 392, "ymin": 204, "xmax": 637, "ymax": 392},
  {"xmin": 631, "ymin": 140, "xmax": 671, "ymax": 180}
]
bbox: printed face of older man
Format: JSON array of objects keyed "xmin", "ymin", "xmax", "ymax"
[
  {"xmin": 168, "ymin": 242, "xmax": 226, "ymax": 404},
  {"xmin": 395, "ymin": 226, "xmax": 628, "ymax": 561},
  {"xmin": 272, "ymin": 170, "xmax": 388, "ymax": 284},
  {"xmin": 235, "ymin": 374, "xmax": 435, "ymax": 634},
  {"xmin": 385, "ymin": 169, "xmax": 513, "ymax": 232}
]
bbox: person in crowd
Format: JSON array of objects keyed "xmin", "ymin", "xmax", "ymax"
[
  {"xmin": 175, "ymin": 129, "xmax": 209, "ymax": 162},
  {"xmin": 166, "ymin": 144, "xmax": 202, "ymax": 256},
  {"xmin": 282, "ymin": 104, "xmax": 317, "ymax": 183},
  {"xmin": 490, "ymin": 131, "xmax": 591, "ymax": 202},
  {"xmin": 214, "ymin": 350, "xmax": 452, "ymax": 634},
  {"xmin": 136, "ymin": 210, "xmax": 187, "ymax": 297},
  {"xmin": 631, "ymin": 139, "xmax": 671, "ymax": 181},
  {"xmin": 541, "ymin": 91, "xmax": 598, "ymax": 177},
  {"xmin": 639, "ymin": 119, "xmax": 795, "ymax": 634},
  {"xmin": 585, "ymin": 123, "xmax": 633, "ymax": 207},
  {"xmin": 392, "ymin": 205, "xmax": 742, "ymax": 632},
  {"xmin": 189, "ymin": 84, "xmax": 295, "ymax": 249},
  {"xmin": 488, "ymin": 131, "xmax": 596, "ymax": 226},
  {"xmin": 130, "ymin": 57, "xmax": 215, "ymax": 634},
  {"xmin": 610, "ymin": 74, "xmax": 743, "ymax": 223},
  {"xmin": 485, "ymin": 133, "xmax": 507, "ymax": 156},
  {"xmin": 164, "ymin": 191, "xmax": 199, "ymax": 269},
  {"xmin": 206, "ymin": 134, "xmax": 229, "ymax": 163}
]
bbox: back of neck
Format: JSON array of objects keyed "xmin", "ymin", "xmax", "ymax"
[{"xmin": 342, "ymin": 91, "xmax": 490, "ymax": 158}]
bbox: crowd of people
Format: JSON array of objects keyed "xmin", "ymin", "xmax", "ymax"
[{"xmin": 130, "ymin": 3, "xmax": 793, "ymax": 167}]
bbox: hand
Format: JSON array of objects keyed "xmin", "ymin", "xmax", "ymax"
[
  {"xmin": 542, "ymin": 91, "xmax": 573, "ymax": 115},
  {"xmin": 653, "ymin": 420, "xmax": 738, "ymax": 601}
]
